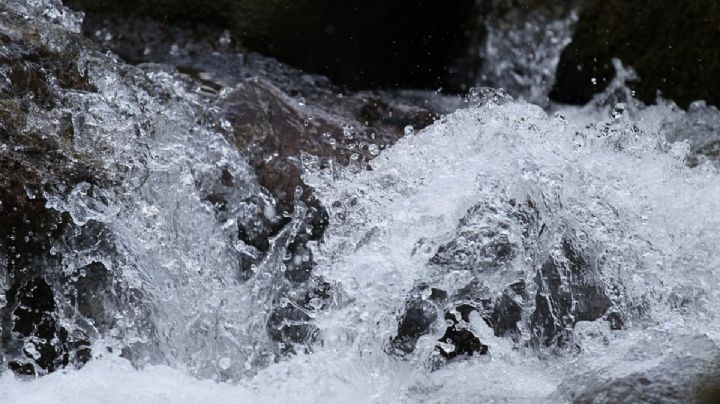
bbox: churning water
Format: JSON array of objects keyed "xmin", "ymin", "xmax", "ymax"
[{"xmin": 2, "ymin": 1, "xmax": 720, "ymax": 403}]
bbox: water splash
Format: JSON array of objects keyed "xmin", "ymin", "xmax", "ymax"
[{"xmin": 2, "ymin": 0, "xmax": 720, "ymax": 402}]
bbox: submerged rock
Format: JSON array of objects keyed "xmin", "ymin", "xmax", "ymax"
[
  {"xmin": 553, "ymin": 334, "xmax": 720, "ymax": 404},
  {"xmin": 266, "ymin": 277, "xmax": 333, "ymax": 352},
  {"xmin": 0, "ymin": 1, "xmax": 251, "ymax": 375},
  {"xmin": 550, "ymin": 0, "xmax": 720, "ymax": 108},
  {"xmin": 531, "ymin": 239, "xmax": 612, "ymax": 348},
  {"xmin": 391, "ymin": 190, "xmax": 615, "ymax": 363}
]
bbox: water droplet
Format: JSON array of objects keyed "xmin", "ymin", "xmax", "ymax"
[
  {"xmin": 218, "ymin": 357, "xmax": 232, "ymax": 370},
  {"xmin": 218, "ymin": 30, "xmax": 232, "ymax": 46}
]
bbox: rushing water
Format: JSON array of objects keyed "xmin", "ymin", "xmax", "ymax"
[{"xmin": 2, "ymin": 1, "xmax": 720, "ymax": 403}]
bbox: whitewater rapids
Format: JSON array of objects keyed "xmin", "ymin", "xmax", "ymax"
[
  {"xmin": 3, "ymin": 1, "xmax": 720, "ymax": 402},
  {"xmin": 3, "ymin": 87, "xmax": 720, "ymax": 402}
]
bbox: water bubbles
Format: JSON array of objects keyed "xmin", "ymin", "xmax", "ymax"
[
  {"xmin": 342, "ymin": 124, "xmax": 354, "ymax": 139},
  {"xmin": 169, "ymin": 43, "xmax": 180, "ymax": 57},
  {"xmin": 218, "ymin": 31, "xmax": 232, "ymax": 46},
  {"xmin": 23, "ymin": 342, "xmax": 41, "ymax": 360},
  {"xmin": 294, "ymin": 186, "xmax": 304, "ymax": 200},
  {"xmin": 217, "ymin": 357, "xmax": 232, "ymax": 370},
  {"xmin": 263, "ymin": 204, "xmax": 276, "ymax": 220},
  {"xmin": 465, "ymin": 87, "xmax": 513, "ymax": 108},
  {"xmin": 404, "ymin": 125, "xmax": 415, "ymax": 136},
  {"xmin": 611, "ymin": 103, "xmax": 626, "ymax": 119},
  {"xmin": 368, "ymin": 144, "xmax": 379, "ymax": 156}
]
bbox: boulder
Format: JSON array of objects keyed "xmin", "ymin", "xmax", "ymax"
[
  {"xmin": 64, "ymin": 0, "xmax": 482, "ymax": 92},
  {"xmin": 390, "ymin": 192, "xmax": 615, "ymax": 364},
  {"xmin": 0, "ymin": 12, "xmax": 100, "ymax": 372},
  {"xmin": 553, "ymin": 334, "xmax": 720, "ymax": 404}
]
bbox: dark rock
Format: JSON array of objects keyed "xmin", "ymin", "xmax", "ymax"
[
  {"xmin": 65, "ymin": 0, "xmax": 483, "ymax": 92},
  {"xmin": 530, "ymin": 238, "xmax": 612, "ymax": 348},
  {"xmin": 390, "ymin": 288, "xmax": 488, "ymax": 359},
  {"xmin": 490, "ymin": 279, "xmax": 525, "ymax": 337},
  {"xmin": 390, "ymin": 296, "xmax": 440, "ymax": 355},
  {"xmin": 3, "ymin": 277, "xmax": 78, "ymax": 374},
  {"xmin": 219, "ymin": 78, "xmax": 437, "ymax": 213},
  {"xmin": 550, "ymin": 0, "xmax": 720, "ymax": 108},
  {"xmin": 0, "ymin": 164, "xmax": 91, "ymax": 374},
  {"xmin": 390, "ymin": 284, "xmax": 490, "ymax": 361},
  {"xmin": 430, "ymin": 202, "xmax": 520, "ymax": 272},
  {"xmin": 437, "ymin": 305, "xmax": 488, "ymax": 359},
  {"xmin": 266, "ymin": 278, "xmax": 333, "ymax": 352},
  {"xmin": 0, "ymin": 3, "xmax": 152, "ymax": 374},
  {"xmin": 555, "ymin": 335, "xmax": 720, "ymax": 404},
  {"xmin": 393, "ymin": 191, "xmax": 615, "ymax": 362},
  {"xmin": 605, "ymin": 312, "xmax": 624, "ymax": 331},
  {"xmin": 266, "ymin": 304, "xmax": 317, "ymax": 353}
]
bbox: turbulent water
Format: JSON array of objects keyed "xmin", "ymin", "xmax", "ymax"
[{"xmin": 3, "ymin": 1, "xmax": 720, "ymax": 403}]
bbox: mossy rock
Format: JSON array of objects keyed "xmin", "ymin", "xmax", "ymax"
[
  {"xmin": 64, "ymin": 0, "xmax": 481, "ymax": 92},
  {"xmin": 550, "ymin": 0, "xmax": 720, "ymax": 108}
]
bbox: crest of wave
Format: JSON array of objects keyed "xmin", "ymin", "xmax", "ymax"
[{"xmin": 304, "ymin": 87, "xmax": 720, "ymax": 368}]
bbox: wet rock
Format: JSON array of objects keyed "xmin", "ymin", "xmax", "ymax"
[
  {"xmin": 490, "ymin": 279, "xmax": 525, "ymax": 337},
  {"xmin": 0, "ymin": 2, "xmax": 153, "ymax": 374},
  {"xmin": 3, "ymin": 277, "xmax": 72, "ymax": 374},
  {"xmin": 390, "ymin": 283, "xmax": 490, "ymax": 362},
  {"xmin": 390, "ymin": 294, "xmax": 440, "ymax": 355},
  {"xmin": 219, "ymin": 78, "xmax": 437, "ymax": 209},
  {"xmin": 266, "ymin": 278, "xmax": 333, "ymax": 352},
  {"xmin": 0, "ymin": 164, "xmax": 90, "ymax": 374},
  {"xmin": 531, "ymin": 238, "xmax": 612, "ymax": 348},
  {"xmin": 604, "ymin": 312, "xmax": 624, "ymax": 331},
  {"xmin": 66, "ymin": 0, "xmax": 482, "ymax": 92},
  {"xmin": 551, "ymin": 0, "xmax": 720, "ymax": 108},
  {"xmin": 437, "ymin": 305, "xmax": 488, "ymax": 359},
  {"xmin": 393, "ymin": 190, "xmax": 615, "ymax": 362},
  {"xmin": 554, "ymin": 334, "xmax": 720, "ymax": 404}
]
